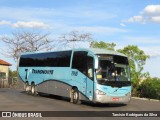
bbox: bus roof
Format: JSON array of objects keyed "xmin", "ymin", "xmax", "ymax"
[
  {"xmin": 88, "ymin": 48, "xmax": 127, "ymax": 57},
  {"xmin": 20, "ymin": 48, "xmax": 127, "ymax": 57}
]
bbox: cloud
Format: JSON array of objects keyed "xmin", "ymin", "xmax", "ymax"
[
  {"xmin": 0, "ymin": 20, "xmax": 49, "ymax": 29},
  {"xmin": 0, "ymin": 20, "xmax": 11, "ymax": 25},
  {"xmin": 0, "ymin": 7, "xmax": 117, "ymax": 30},
  {"xmin": 140, "ymin": 46, "xmax": 160, "ymax": 58},
  {"xmin": 143, "ymin": 5, "xmax": 160, "ymax": 15},
  {"xmin": 0, "ymin": 7, "xmax": 116, "ymax": 23},
  {"xmin": 124, "ymin": 5, "xmax": 160, "ymax": 24},
  {"xmin": 123, "ymin": 36, "xmax": 160, "ymax": 44},
  {"xmin": 151, "ymin": 16, "xmax": 160, "ymax": 23},
  {"xmin": 12, "ymin": 21, "xmax": 48, "ymax": 28},
  {"xmin": 74, "ymin": 26, "xmax": 127, "ymax": 34},
  {"xmin": 127, "ymin": 16, "xmax": 145, "ymax": 23},
  {"xmin": 0, "ymin": 7, "xmax": 53, "ymax": 21},
  {"xmin": 120, "ymin": 23, "xmax": 126, "ymax": 27},
  {"xmin": 48, "ymin": 23, "xmax": 127, "ymax": 38}
]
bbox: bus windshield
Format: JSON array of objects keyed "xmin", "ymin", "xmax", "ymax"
[{"xmin": 96, "ymin": 55, "xmax": 131, "ymax": 86}]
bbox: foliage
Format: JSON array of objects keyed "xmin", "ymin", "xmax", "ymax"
[
  {"xmin": 90, "ymin": 41, "xmax": 116, "ymax": 51},
  {"xmin": 12, "ymin": 71, "xmax": 18, "ymax": 78},
  {"xmin": 9, "ymin": 70, "xmax": 18, "ymax": 79},
  {"xmin": 9, "ymin": 70, "xmax": 18, "ymax": 87},
  {"xmin": 137, "ymin": 78, "xmax": 160, "ymax": 100}
]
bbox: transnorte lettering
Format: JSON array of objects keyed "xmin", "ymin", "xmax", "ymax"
[{"xmin": 32, "ymin": 69, "xmax": 54, "ymax": 75}]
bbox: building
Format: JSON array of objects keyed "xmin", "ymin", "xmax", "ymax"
[{"xmin": 0, "ymin": 59, "xmax": 12, "ymax": 88}]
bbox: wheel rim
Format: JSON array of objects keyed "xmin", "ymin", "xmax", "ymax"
[
  {"xmin": 73, "ymin": 91, "xmax": 78, "ymax": 100},
  {"xmin": 25, "ymin": 84, "xmax": 29, "ymax": 92},
  {"xmin": 73, "ymin": 89, "xmax": 79, "ymax": 103},
  {"xmin": 31, "ymin": 86, "xmax": 35, "ymax": 94}
]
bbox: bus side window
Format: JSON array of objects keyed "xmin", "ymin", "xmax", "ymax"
[
  {"xmin": 72, "ymin": 51, "xmax": 88, "ymax": 75},
  {"xmin": 87, "ymin": 56, "xmax": 94, "ymax": 81}
]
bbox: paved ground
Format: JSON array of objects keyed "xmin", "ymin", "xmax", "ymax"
[{"xmin": 0, "ymin": 88, "xmax": 159, "ymax": 120}]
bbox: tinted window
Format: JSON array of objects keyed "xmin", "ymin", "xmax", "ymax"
[
  {"xmin": 114, "ymin": 55, "xmax": 128, "ymax": 64},
  {"xmin": 19, "ymin": 51, "xmax": 71, "ymax": 67},
  {"xmin": 72, "ymin": 51, "xmax": 88, "ymax": 74},
  {"xmin": 97, "ymin": 54, "xmax": 128, "ymax": 65}
]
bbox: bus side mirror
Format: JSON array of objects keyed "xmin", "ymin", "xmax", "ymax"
[{"xmin": 87, "ymin": 52, "xmax": 99, "ymax": 69}]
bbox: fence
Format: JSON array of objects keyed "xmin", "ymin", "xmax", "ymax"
[{"xmin": 0, "ymin": 78, "xmax": 8, "ymax": 88}]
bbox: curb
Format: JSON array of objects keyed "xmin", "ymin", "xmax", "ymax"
[{"xmin": 132, "ymin": 97, "xmax": 160, "ymax": 102}]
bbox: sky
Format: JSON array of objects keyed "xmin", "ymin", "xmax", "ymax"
[{"xmin": 0, "ymin": 0, "xmax": 160, "ymax": 78}]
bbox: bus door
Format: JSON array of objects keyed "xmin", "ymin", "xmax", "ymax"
[
  {"xmin": 72, "ymin": 51, "xmax": 94, "ymax": 101},
  {"xmin": 86, "ymin": 55, "xmax": 94, "ymax": 101}
]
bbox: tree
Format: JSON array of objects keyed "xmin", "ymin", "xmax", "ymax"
[
  {"xmin": 90, "ymin": 41, "xmax": 116, "ymax": 51},
  {"xmin": 118, "ymin": 45, "xmax": 150, "ymax": 94},
  {"xmin": 137, "ymin": 77, "xmax": 160, "ymax": 100},
  {"xmin": 59, "ymin": 30, "xmax": 92, "ymax": 48},
  {"xmin": 0, "ymin": 31, "xmax": 53, "ymax": 69}
]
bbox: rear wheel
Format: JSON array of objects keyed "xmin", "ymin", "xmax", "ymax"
[
  {"xmin": 31, "ymin": 84, "xmax": 37, "ymax": 96},
  {"xmin": 25, "ymin": 82, "xmax": 30, "ymax": 94}
]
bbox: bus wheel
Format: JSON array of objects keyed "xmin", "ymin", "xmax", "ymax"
[
  {"xmin": 31, "ymin": 84, "xmax": 37, "ymax": 96},
  {"xmin": 72, "ymin": 88, "xmax": 81, "ymax": 104},
  {"xmin": 25, "ymin": 82, "xmax": 30, "ymax": 94}
]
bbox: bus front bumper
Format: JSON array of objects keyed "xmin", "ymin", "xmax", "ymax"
[{"xmin": 94, "ymin": 92, "xmax": 131, "ymax": 104}]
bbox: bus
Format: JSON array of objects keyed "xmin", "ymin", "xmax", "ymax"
[{"xmin": 18, "ymin": 48, "xmax": 131, "ymax": 104}]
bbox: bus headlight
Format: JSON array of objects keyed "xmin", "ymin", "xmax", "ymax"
[{"xmin": 95, "ymin": 89, "xmax": 106, "ymax": 95}]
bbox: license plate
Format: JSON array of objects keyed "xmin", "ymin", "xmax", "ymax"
[{"xmin": 112, "ymin": 98, "xmax": 119, "ymax": 101}]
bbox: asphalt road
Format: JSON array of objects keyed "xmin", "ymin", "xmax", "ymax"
[{"xmin": 0, "ymin": 88, "xmax": 159, "ymax": 120}]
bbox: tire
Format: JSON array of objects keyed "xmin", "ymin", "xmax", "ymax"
[
  {"xmin": 31, "ymin": 84, "xmax": 37, "ymax": 96},
  {"xmin": 25, "ymin": 82, "xmax": 30, "ymax": 94},
  {"xmin": 72, "ymin": 88, "xmax": 81, "ymax": 104}
]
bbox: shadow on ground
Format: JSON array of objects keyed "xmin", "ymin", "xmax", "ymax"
[{"xmin": 21, "ymin": 91, "xmax": 127, "ymax": 108}]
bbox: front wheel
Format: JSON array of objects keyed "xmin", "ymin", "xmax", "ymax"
[{"xmin": 72, "ymin": 88, "xmax": 81, "ymax": 104}]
